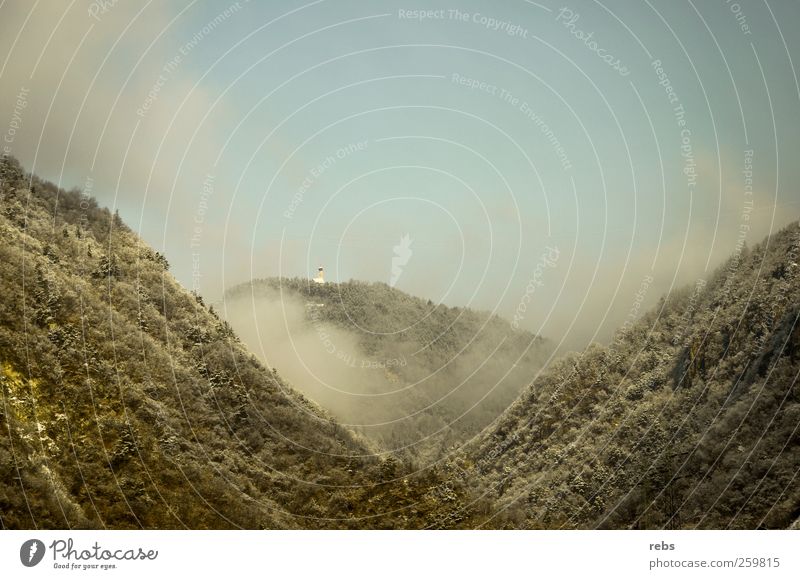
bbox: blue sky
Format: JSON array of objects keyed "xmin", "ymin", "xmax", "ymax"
[{"xmin": 1, "ymin": 0, "xmax": 798, "ymax": 348}]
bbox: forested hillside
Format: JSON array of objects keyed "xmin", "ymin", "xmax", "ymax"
[
  {"xmin": 223, "ymin": 278, "xmax": 551, "ymax": 459},
  {"xmin": 449, "ymin": 223, "xmax": 800, "ymax": 529},
  {"xmin": 2, "ymin": 155, "xmax": 797, "ymax": 530},
  {"xmin": 0, "ymin": 156, "xmax": 467, "ymax": 529}
]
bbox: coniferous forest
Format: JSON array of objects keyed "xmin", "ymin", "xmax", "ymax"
[{"xmin": 1, "ymin": 156, "xmax": 798, "ymax": 529}]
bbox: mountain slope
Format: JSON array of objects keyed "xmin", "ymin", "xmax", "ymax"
[
  {"xmin": 223, "ymin": 277, "xmax": 551, "ymax": 459},
  {"xmin": 0, "ymin": 157, "xmax": 467, "ymax": 529},
  {"xmin": 4, "ymin": 154, "xmax": 796, "ymax": 530},
  {"xmin": 452, "ymin": 222, "xmax": 800, "ymax": 529}
]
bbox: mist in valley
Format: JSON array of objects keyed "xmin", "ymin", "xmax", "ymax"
[{"xmin": 222, "ymin": 282, "xmax": 549, "ymax": 459}]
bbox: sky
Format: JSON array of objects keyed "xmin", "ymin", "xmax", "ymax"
[{"xmin": 1, "ymin": 0, "xmax": 798, "ymax": 350}]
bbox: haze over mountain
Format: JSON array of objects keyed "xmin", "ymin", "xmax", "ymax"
[
  {"xmin": 3, "ymin": 1, "xmax": 798, "ymax": 353},
  {"xmin": 1, "ymin": 157, "xmax": 798, "ymax": 530},
  {"xmin": 223, "ymin": 277, "xmax": 551, "ymax": 460}
]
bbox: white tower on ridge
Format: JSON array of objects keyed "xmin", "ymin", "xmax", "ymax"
[{"xmin": 312, "ymin": 266, "xmax": 325, "ymax": 284}]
